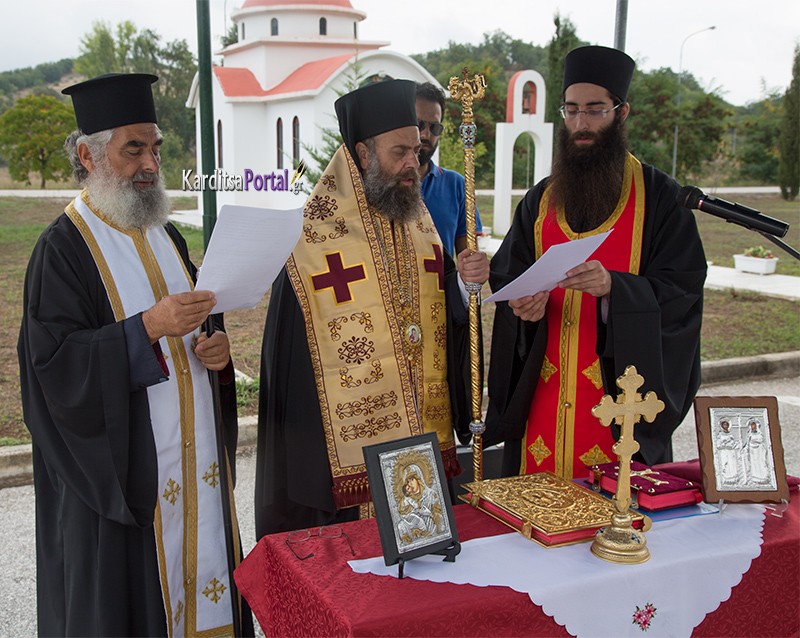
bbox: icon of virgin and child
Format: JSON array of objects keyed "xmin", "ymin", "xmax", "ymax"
[{"xmin": 390, "ymin": 450, "xmax": 445, "ymax": 546}]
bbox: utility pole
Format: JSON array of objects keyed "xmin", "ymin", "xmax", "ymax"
[
  {"xmin": 614, "ymin": 0, "xmax": 628, "ymax": 51},
  {"xmin": 197, "ymin": 0, "xmax": 218, "ymax": 249}
]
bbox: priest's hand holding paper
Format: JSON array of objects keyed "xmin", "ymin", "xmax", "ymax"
[
  {"xmin": 457, "ymin": 248, "xmax": 490, "ymax": 285},
  {"xmin": 558, "ymin": 260, "xmax": 612, "ymax": 297},
  {"xmin": 509, "ymin": 290, "xmax": 549, "ymax": 322},
  {"xmin": 142, "ymin": 290, "xmax": 218, "ymax": 344},
  {"xmin": 194, "ymin": 331, "xmax": 231, "ymax": 371}
]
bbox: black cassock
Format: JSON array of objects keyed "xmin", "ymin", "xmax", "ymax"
[
  {"xmin": 485, "ymin": 163, "xmax": 707, "ymax": 474},
  {"xmin": 255, "ymin": 251, "xmax": 473, "ymax": 539},
  {"xmin": 17, "ymin": 214, "xmax": 240, "ymax": 637}
]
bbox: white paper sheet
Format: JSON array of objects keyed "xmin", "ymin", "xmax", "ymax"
[
  {"xmin": 484, "ymin": 230, "xmax": 613, "ymax": 303},
  {"xmin": 194, "ymin": 204, "xmax": 303, "ymax": 313}
]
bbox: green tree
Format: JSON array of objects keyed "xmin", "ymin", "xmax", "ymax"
[
  {"xmin": 545, "ymin": 14, "xmax": 580, "ymax": 125},
  {"xmin": 73, "ymin": 21, "xmax": 197, "ymax": 153},
  {"xmin": 159, "ymin": 130, "xmax": 195, "ymax": 189},
  {"xmin": 735, "ymin": 89, "xmax": 782, "ymax": 184},
  {"xmin": 0, "ymin": 94, "xmax": 74, "ymax": 187},
  {"xmin": 626, "ymin": 67, "xmax": 731, "ymax": 180},
  {"xmin": 778, "ymin": 45, "xmax": 799, "ymax": 200},
  {"xmin": 220, "ymin": 23, "xmax": 239, "ymax": 48},
  {"xmin": 626, "ymin": 68, "xmax": 678, "ymax": 169}
]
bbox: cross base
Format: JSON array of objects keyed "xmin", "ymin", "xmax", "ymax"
[{"xmin": 591, "ymin": 512, "xmax": 650, "ymax": 564}]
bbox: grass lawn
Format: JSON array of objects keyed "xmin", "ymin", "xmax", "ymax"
[{"xmin": 0, "ymin": 191, "xmax": 797, "ymax": 444}]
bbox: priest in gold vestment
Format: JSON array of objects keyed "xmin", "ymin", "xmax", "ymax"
[
  {"xmin": 486, "ymin": 46, "xmax": 706, "ymax": 479},
  {"xmin": 255, "ymin": 79, "xmax": 490, "ymax": 537}
]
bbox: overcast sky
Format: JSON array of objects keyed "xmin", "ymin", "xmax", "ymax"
[{"xmin": 3, "ymin": 0, "xmax": 798, "ymax": 107}]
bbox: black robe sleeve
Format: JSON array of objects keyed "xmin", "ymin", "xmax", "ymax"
[
  {"xmin": 255, "ymin": 250, "xmax": 473, "ymax": 538},
  {"xmin": 485, "ymin": 166, "xmax": 706, "ymax": 467}
]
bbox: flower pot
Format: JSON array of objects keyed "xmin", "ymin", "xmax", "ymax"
[{"xmin": 733, "ymin": 254, "xmax": 779, "ymax": 275}]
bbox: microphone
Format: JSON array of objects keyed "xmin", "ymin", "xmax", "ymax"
[{"xmin": 677, "ymin": 185, "xmax": 789, "ymax": 238}]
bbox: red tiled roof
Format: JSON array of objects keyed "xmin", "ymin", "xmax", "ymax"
[
  {"xmin": 264, "ymin": 54, "xmax": 355, "ymax": 95},
  {"xmin": 213, "ymin": 67, "xmax": 267, "ymax": 97},
  {"xmin": 242, "ymin": 0, "xmax": 354, "ymax": 8},
  {"xmin": 213, "ymin": 54, "xmax": 355, "ymax": 97}
]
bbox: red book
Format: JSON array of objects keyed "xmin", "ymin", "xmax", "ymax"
[{"xmin": 588, "ymin": 461, "xmax": 703, "ymax": 512}]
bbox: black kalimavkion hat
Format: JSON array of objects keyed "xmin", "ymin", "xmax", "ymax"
[
  {"xmin": 334, "ymin": 79, "xmax": 418, "ymax": 163},
  {"xmin": 563, "ymin": 45, "xmax": 635, "ymax": 102},
  {"xmin": 62, "ymin": 73, "xmax": 158, "ymax": 134}
]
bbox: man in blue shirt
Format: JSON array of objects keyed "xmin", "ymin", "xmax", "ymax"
[{"xmin": 416, "ymin": 82, "xmax": 483, "ymax": 258}]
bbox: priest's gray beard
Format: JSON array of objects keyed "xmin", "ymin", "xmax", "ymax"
[
  {"xmin": 85, "ymin": 155, "xmax": 171, "ymax": 230},
  {"xmin": 363, "ymin": 156, "xmax": 425, "ymax": 225},
  {"xmin": 549, "ymin": 115, "xmax": 630, "ymax": 233}
]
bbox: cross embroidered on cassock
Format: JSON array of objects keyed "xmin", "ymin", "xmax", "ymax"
[
  {"xmin": 312, "ymin": 252, "xmax": 367, "ymax": 304},
  {"xmin": 423, "ymin": 243, "xmax": 445, "ymax": 290}
]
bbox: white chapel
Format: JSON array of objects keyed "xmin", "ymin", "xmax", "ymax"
[{"xmin": 187, "ymin": 0, "xmax": 437, "ymax": 210}]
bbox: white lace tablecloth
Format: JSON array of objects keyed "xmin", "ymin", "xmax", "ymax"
[{"xmin": 350, "ymin": 504, "xmax": 765, "ymax": 637}]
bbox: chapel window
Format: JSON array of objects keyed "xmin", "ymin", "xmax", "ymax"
[
  {"xmin": 276, "ymin": 118, "xmax": 283, "ymax": 169},
  {"xmin": 217, "ymin": 120, "xmax": 223, "ymax": 168},
  {"xmin": 271, "ymin": 18, "xmax": 278, "ymax": 36},
  {"xmin": 320, "ymin": 17, "xmax": 327, "ymax": 36},
  {"xmin": 292, "ymin": 117, "xmax": 300, "ymax": 164}
]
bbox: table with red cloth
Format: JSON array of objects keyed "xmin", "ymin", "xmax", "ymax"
[{"xmin": 235, "ymin": 465, "xmax": 799, "ymax": 637}]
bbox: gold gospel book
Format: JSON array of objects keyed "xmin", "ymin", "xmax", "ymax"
[{"xmin": 460, "ymin": 471, "xmax": 647, "ymax": 547}]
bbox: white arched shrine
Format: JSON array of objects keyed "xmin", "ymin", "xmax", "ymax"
[{"xmin": 493, "ymin": 70, "xmax": 553, "ymax": 235}]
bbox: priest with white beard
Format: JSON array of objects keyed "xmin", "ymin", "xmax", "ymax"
[{"xmin": 17, "ymin": 73, "xmax": 252, "ymax": 637}]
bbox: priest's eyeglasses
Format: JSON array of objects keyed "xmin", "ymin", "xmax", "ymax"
[
  {"xmin": 559, "ymin": 103, "xmax": 622, "ymax": 120},
  {"xmin": 285, "ymin": 525, "xmax": 355, "ymax": 560},
  {"xmin": 418, "ymin": 120, "xmax": 444, "ymax": 136}
]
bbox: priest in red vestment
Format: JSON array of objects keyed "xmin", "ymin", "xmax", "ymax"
[{"xmin": 486, "ymin": 46, "xmax": 706, "ymax": 479}]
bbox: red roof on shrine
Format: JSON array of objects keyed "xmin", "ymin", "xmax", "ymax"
[{"xmin": 213, "ymin": 53, "xmax": 356, "ymax": 97}]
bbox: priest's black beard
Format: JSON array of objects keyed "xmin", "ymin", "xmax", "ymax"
[
  {"xmin": 85, "ymin": 154, "xmax": 171, "ymax": 230},
  {"xmin": 549, "ymin": 115, "xmax": 630, "ymax": 233},
  {"xmin": 362, "ymin": 157, "xmax": 425, "ymax": 224}
]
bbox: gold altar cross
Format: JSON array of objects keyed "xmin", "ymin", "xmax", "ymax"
[
  {"xmin": 592, "ymin": 365, "xmax": 664, "ymax": 511},
  {"xmin": 590, "ymin": 366, "xmax": 663, "ymax": 564}
]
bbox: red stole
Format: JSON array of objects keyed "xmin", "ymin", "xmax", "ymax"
[{"xmin": 523, "ymin": 153, "xmax": 645, "ymax": 478}]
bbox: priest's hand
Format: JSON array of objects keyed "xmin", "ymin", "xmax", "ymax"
[
  {"xmin": 142, "ymin": 291, "xmax": 217, "ymax": 344},
  {"xmin": 457, "ymin": 248, "xmax": 490, "ymax": 285},
  {"xmin": 558, "ymin": 260, "xmax": 612, "ymax": 298},
  {"xmin": 509, "ymin": 291, "xmax": 549, "ymax": 322},
  {"xmin": 194, "ymin": 331, "xmax": 231, "ymax": 371}
]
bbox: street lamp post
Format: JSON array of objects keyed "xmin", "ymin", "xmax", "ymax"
[{"xmin": 671, "ymin": 26, "xmax": 716, "ymax": 180}]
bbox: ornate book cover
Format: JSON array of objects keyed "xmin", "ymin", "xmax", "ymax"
[
  {"xmin": 459, "ymin": 472, "xmax": 648, "ymax": 548},
  {"xmin": 588, "ymin": 461, "xmax": 702, "ymax": 511}
]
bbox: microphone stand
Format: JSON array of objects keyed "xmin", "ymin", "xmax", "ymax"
[{"xmin": 754, "ymin": 230, "xmax": 800, "ymax": 263}]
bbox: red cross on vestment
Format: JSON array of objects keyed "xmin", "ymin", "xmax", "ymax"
[
  {"xmin": 311, "ymin": 252, "xmax": 366, "ymax": 304},
  {"xmin": 423, "ymin": 243, "xmax": 445, "ymax": 290}
]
